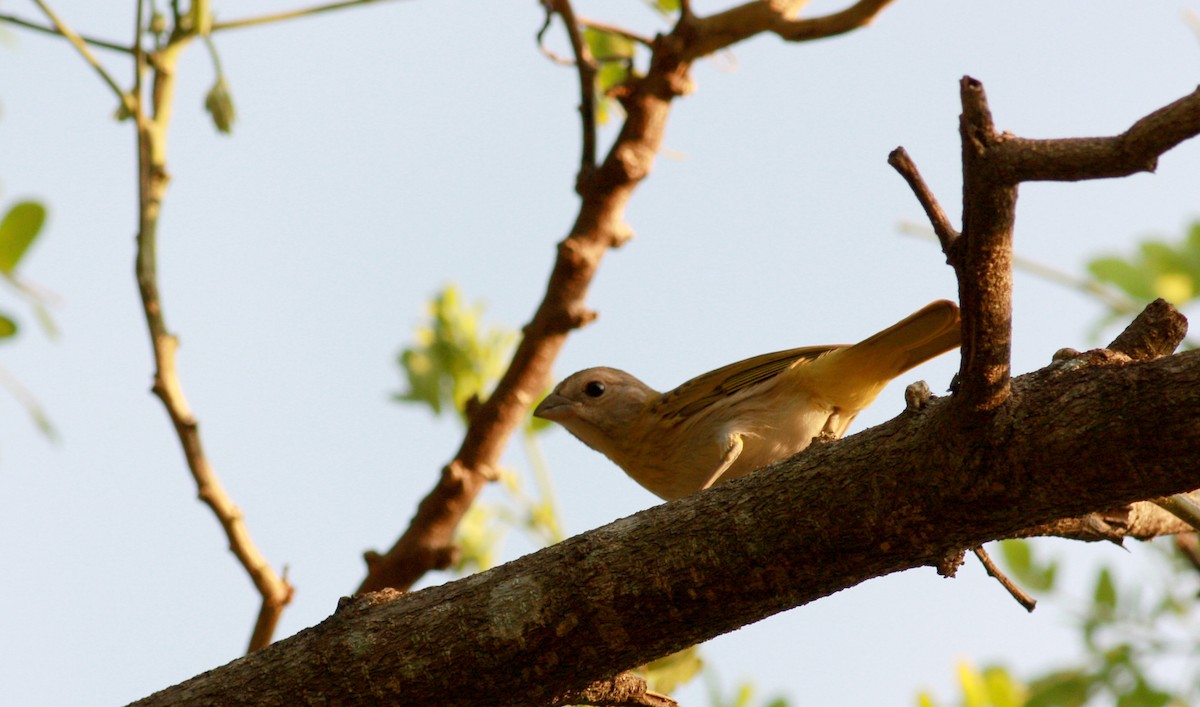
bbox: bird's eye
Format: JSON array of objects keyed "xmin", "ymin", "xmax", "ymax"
[{"xmin": 584, "ymin": 380, "xmax": 606, "ymax": 398}]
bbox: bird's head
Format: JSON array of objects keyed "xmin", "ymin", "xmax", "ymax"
[{"xmin": 533, "ymin": 367, "xmax": 657, "ymax": 462}]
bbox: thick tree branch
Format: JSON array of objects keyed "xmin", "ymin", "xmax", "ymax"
[
  {"xmin": 954, "ymin": 77, "xmax": 1017, "ymax": 411},
  {"xmin": 134, "ymin": 345, "xmax": 1200, "ymax": 706}
]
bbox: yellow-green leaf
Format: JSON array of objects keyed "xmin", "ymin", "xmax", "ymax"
[
  {"xmin": 0, "ymin": 201, "xmax": 47, "ymax": 274},
  {"xmin": 0, "ymin": 312, "xmax": 17, "ymax": 339}
]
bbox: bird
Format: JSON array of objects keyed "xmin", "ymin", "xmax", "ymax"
[{"xmin": 533, "ymin": 300, "xmax": 961, "ymax": 501}]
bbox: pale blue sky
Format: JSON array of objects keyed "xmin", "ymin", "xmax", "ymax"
[{"xmin": 2, "ymin": 1, "xmax": 1199, "ymax": 704}]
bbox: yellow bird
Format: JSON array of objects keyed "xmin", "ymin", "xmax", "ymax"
[{"xmin": 533, "ymin": 300, "xmax": 961, "ymax": 500}]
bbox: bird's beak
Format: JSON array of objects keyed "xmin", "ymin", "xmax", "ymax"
[{"xmin": 533, "ymin": 393, "xmax": 573, "ymax": 421}]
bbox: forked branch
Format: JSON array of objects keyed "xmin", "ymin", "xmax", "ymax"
[{"xmin": 893, "ymin": 77, "xmax": 1200, "ymax": 411}]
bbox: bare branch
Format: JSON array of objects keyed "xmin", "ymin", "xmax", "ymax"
[
  {"xmin": 685, "ymin": 0, "xmax": 897, "ymax": 59},
  {"xmin": 888, "ymin": 147, "xmax": 960, "ymax": 254},
  {"xmin": 953, "ymin": 76, "xmax": 1017, "ymax": 411},
  {"xmin": 932, "ymin": 79, "xmax": 1200, "ymax": 412},
  {"xmin": 1004, "ymin": 85, "xmax": 1200, "ymax": 182},
  {"xmin": 551, "ymin": 0, "xmax": 599, "ymax": 181},
  {"xmin": 211, "ymin": 0, "xmax": 399, "ymax": 32},
  {"xmin": 0, "ymin": 12, "xmax": 131, "ymax": 52},
  {"xmin": 29, "ymin": 1, "xmax": 134, "ymax": 110},
  {"xmin": 133, "ymin": 25, "xmax": 292, "ymax": 652},
  {"xmin": 973, "ymin": 546, "xmax": 1036, "ymax": 612}
]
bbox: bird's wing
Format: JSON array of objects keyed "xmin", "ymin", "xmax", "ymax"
[{"xmin": 652, "ymin": 345, "xmax": 842, "ymax": 420}]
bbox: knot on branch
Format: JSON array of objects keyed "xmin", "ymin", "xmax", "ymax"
[
  {"xmin": 613, "ymin": 142, "xmax": 658, "ymax": 183},
  {"xmin": 904, "ymin": 380, "xmax": 933, "ymax": 412},
  {"xmin": 336, "ymin": 588, "xmax": 405, "ymax": 615},
  {"xmin": 935, "ymin": 548, "xmax": 966, "ymax": 577},
  {"xmin": 530, "ymin": 304, "xmax": 599, "ymax": 337}
]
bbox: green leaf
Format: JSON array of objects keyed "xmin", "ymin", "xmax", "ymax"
[
  {"xmin": 981, "ymin": 665, "xmax": 1026, "ymax": 707},
  {"xmin": 583, "ymin": 28, "xmax": 636, "ymax": 125},
  {"xmin": 0, "ymin": 312, "xmax": 17, "ymax": 339},
  {"xmin": 583, "ymin": 28, "xmax": 635, "ymax": 62},
  {"xmin": 596, "ymin": 61, "xmax": 630, "ymax": 96},
  {"xmin": 0, "ymin": 201, "xmax": 47, "ymax": 274},
  {"xmin": 1093, "ymin": 567, "xmax": 1117, "ymax": 610},
  {"xmin": 997, "ymin": 539, "xmax": 1057, "ymax": 592},
  {"xmin": 1116, "ymin": 678, "xmax": 1172, "ymax": 707},
  {"xmin": 642, "ymin": 645, "xmax": 703, "ymax": 694},
  {"xmin": 1025, "ymin": 668, "xmax": 1096, "ymax": 707},
  {"xmin": 1086, "ymin": 256, "xmax": 1155, "ymax": 302},
  {"xmin": 452, "ymin": 503, "xmax": 506, "ymax": 573},
  {"xmin": 957, "ymin": 661, "xmax": 988, "ymax": 707},
  {"xmin": 998, "ymin": 539, "xmax": 1030, "ymax": 574},
  {"xmin": 645, "ymin": 0, "xmax": 681, "ymax": 16},
  {"xmin": 204, "ymin": 76, "xmax": 236, "ymax": 134}
]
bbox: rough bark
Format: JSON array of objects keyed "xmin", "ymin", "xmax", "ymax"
[{"xmin": 133, "ymin": 345, "xmax": 1200, "ymax": 707}]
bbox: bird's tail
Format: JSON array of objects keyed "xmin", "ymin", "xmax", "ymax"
[
  {"xmin": 851, "ymin": 299, "xmax": 962, "ymax": 377},
  {"xmin": 805, "ymin": 299, "xmax": 961, "ymax": 411}
]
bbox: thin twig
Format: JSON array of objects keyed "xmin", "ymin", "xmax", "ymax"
[
  {"xmin": 129, "ymin": 21, "xmax": 293, "ymax": 652},
  {"xmin": 973, "ymin": 546, "xmax": 1037, "ymax": 612},
  {"xmin": 552, "ymin": 0, "xmax": 598, "ymax": 179},
  {"xmin": 888, "ymin": 147, "xmax": 959, "ymax": 254},
  {"xmin": 0, "ymin": 363, "xmax": 58, "ymax": 440},
  {"xmin": 29, "ymin": 1, "xmax": 135, "ymax": 112},
  {"xmin": 535, "ymin": 5, "xmax": 574, "ymax": 66},
  {"xmin": 0, "ymin": 12, "xmax": 131, "ymax": 52},
  {"xmin": 133, "ymin": 0, "xmax": 145, "ymax": 102},
  {"xmin": 211, "ymin": 0, "xmax": 396, "ymax": 31}
]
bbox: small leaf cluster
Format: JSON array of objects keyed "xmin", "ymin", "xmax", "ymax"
[
  {"xmin": 1088, "ymin": 222, "xmax": 1200, "ymax": 306},
  {"xmin": 0, "ymin": 193, "xmax": 57, "ymax": 438},
  {"xmin": 395, "ymin": 283, "xmax": 516, "ymax": 421},
  {"xmin": 1086, "ymin": 219, "xmax": 1200, "ymax": 343},
  {"xmin": 584, "ymin": 28, "xmax": 638, "ymax": 125},
  {"xmin": 0, "ymin": 199, "xmax": 47, "ymax": 340}
]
